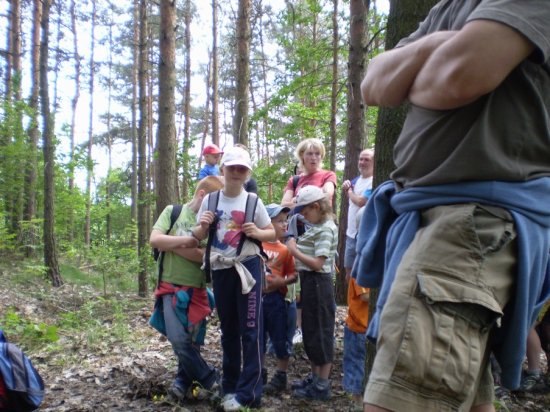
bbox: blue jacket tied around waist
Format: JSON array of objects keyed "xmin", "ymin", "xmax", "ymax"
[{"xmin": 351, "ymin": 178, "xmax": 550, "ymax": 389}]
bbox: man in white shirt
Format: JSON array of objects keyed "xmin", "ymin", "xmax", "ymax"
[{"xmin": 342, "ymin": 149, "xmax": 374, "ymax": 280}]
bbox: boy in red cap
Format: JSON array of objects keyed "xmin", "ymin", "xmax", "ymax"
[{"xmin": 198, "ymin": 144, "xmax": 223, "ymax": 179}]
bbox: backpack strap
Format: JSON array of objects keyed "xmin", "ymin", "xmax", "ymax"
[
  {"xmin": 204, "ymin": 190, "xmax": 221, "ymax": 283},
  {"xmin": 292, "ymin": 175, "xmax": 301, "ymax": 193},
  {"xmin": 236, "ymin": 193, "xmax": 259, "ymax": 256},
  {"xmin": 236, "ymin": 193, "xmax": 267, "ymax": 261},
  {"xmin": 157, "ymin": 204, "xmax": 183, "ymax": 286}
]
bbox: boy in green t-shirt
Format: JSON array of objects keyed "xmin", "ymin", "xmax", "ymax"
[{"xmin": 149, "ymin": 176, "xmax": 223, "ymax": 403}]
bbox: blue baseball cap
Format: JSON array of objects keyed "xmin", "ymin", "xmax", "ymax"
[{"xmin": 265, "ymin": 204, "xmax": 290, "ymax": 218}]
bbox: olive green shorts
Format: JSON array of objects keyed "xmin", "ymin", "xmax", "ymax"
[{"xmin": 364, "ymin": 204, "xmax": 516, "ymax": 412}]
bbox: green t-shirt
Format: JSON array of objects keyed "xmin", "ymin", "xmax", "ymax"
[{"xmin": 152, "ymin": 204, "xmax": 206, "ymax": 288}]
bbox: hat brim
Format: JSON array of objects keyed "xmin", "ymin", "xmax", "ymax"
[
  {"xmin": 223, "ymin": 160, "xmax": 252, "ymax": 170},
  {"xmin": 268, "ymin": 206, "xmax": 290, "ymax": 218}
]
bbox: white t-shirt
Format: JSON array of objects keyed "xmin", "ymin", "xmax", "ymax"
[
  {"xmin": 346, "ymin": 176, "xmax": 372, "ymax": 238},
  {"xmin": 198, "ymin": 190, "xmax": 271, "ymax": 270}
]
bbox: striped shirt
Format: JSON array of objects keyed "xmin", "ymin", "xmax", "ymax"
[{"xmin": 295, "ymin": 219, "xmax": 338, "ymax": 273}]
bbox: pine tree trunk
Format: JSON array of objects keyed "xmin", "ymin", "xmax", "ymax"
[
  {"xmin": 211, "ymin": 0, "xmax": 220, "ymax": 146},
  {"xmin": 40, "ymin": 0, "xmax": 63, "ymax": 287},
  {"xmin": 329, "ymin": 0, "xmax": 339, "ymax": 173},
  {"xmin": 85, "ymin": 0, "xmax": 97, "ymax": 249},
  {"xmin": 131, "ymin": 0, "xmax": 139, "ymax": 238},
  {"xmin": 335, "ymin": 0, "xmax": 370, "ymax": 305},
  {"xmin": 234, "ymin": 0, "xmax": 251, "ymax": 146},
  {"xmin": 137, "ymin": 0, "xmax": 150, "ymax": 297},
  {"xmin": 23, "ymin": 0, "xmax": 42, "ymax": 258},
  {"xmin": 180, "ymin": 0, "xmax": 191, "ymax": 202},
  {"xmin": 68, "ymin": 0, "xmax": 80, "ymax": 244},
  {"xmin": 105, "ymin": 12, "xmax": 114, "ymax": 241}
]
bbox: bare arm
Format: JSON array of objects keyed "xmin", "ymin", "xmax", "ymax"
[
  {"xmin": 322, "ymin": 181, "xmax": 335, "ymax": 202},
  {"xmin": 361, "ymin": 30, "xmax": 457, "ymax": 107},
  {"xmin": 242, "ymin": 223, "xmax": 276, "ymax": 242},
  {"xmin": 172, "ymin": 246, "xmax": 204, "ymax": 263},
  {"xmin": 347, "ymin": 189, "xmax": 367, "ymax": 207},
  {"xmin": 409, "ymin": 20, "xmax": 535, "ymax": 109},
  {"xmin": 286, "ymin": 238, "xmax": 326, "ymax": 272},
  {"xmin": 281, "ymin": 189, "xmax": 296, "ymax": 208},
  {"xmin": 150, "ymin": 229, "xmax": 198, "ymax": 251}
]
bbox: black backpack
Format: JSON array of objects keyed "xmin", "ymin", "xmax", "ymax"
[
  {"xmin": 203, "ymin": 191, "xmax": 265, "ymax": 282},
  {"xmin": 0, "ymin": 331, "xmax": 44, "ymax": 412}
]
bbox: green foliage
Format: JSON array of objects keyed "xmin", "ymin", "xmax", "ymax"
[{"xmin": 0, "ymin": 308, "xmax": 59, "ymax": 351}]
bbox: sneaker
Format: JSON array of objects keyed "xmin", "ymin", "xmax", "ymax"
[
  {"xmin": 292, "ymin": 329, "xmax": 303, "ymax": 345},
  {"xmin": 495, "ymin": 385, "xmax": 511, "ymax": 402},
  {"xmin": 292, "ymin": 380, "xmax": 331, "ymax": 401},
  {"xmin": 168, "ymin": 378, "xmax": 188, "ymax": 402},
  {"xmin": 290, "ymin": 373, "xmax": 313, "ymax": 390},
  {"xmin": 222, "ymin": 394, "xmax": 244, "ymax": 411},
  {"xmin": 517, "ymin": 371, "xmax": 546, "ymax": 393},
  {"xmin": 264, "ymin": 371, "xmax": 287, "ymax": 394}
]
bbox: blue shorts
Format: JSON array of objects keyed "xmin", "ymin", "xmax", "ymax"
[{"xmin": 263, "ymin": 291, "xmax": 289, "ymax": 359}]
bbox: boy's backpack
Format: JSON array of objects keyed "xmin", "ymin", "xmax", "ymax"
[
  {"xmin": 154, "ymin": 205, "xmax": 183, "ymax": 285},
  {"xmin": 0, "ymin": 331, "xmax": 44, "ymax": 412},
  {"xmin": 203, "ymin": 191, "xmax": 265, "ymax": 282}
]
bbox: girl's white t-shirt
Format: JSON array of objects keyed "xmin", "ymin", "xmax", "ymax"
[{"xmin": 198, "ymin": 190, "xmax": 271, "ymax": 270}]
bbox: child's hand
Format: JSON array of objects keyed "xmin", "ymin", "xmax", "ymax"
[
  {"xmin": 198, "ymin": 211, "xmax": 216, "ymax": 230},
  {"xmin": 242, "ymin": 222, "xmax": 259, "ymax": 239},
  {"xmin": 286, "ymin": 274, "xmax": 298, "ymax": 284},
  {"xmin": 181, "ymin": 236, "xmax": 199, "ymax": 248},
  {"xmin": 286, "ymin": 237, "xmax": 297, "ymax": 254}
]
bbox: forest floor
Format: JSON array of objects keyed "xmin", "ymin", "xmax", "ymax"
[{"xmin": 2, "ymin": 263, "xmax": 550, "ymax": 412}]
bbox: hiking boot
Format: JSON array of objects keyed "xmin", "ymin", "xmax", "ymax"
[
  {"xmin": 517, "ymin": 371, "xmax": 546, "ymax": 393},
  {"xmin": 292, "ymin": 380, "xmax": 331, "ymax": 401},
  {"xmin": 264, "ymin": 371, "xmax": 287, "ymax": 394},
  {"xmin": 168, "ymin": 378, "xmax": 189, "ymax": 402},
  {"xmin": 495, "ymin": 385, "xmax": 511, "ymax": 401},
  {"xmin": 290, "ymin": 373, "xmax": 313, "ymax": 390},
  {"xmin": 188, "ymin": 369, "xmax": 221, "ymax": 402}
]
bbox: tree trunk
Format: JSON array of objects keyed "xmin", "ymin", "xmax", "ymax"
[
  {"xmin": 180, "ymin": 0, "xmax": 191, "ymax": 202},
  {"xmin": 366, "ymin": 0, "xmax": 440, "ymax": 380},
  {"xmin": 85, "ymin": 0, "xmax": 97, "ymax": 249},
  {"xmin": 211, "ymin": 0, "xmax": 220, "ymax": 146},
  {"xmin": 335, "ymin": 0, "xmax": 370, "ymax": 305},
  {"xmin": 68, "ymin": 0, "xmax": 80, "ymax": 244},
  {"xmin": 52, "ymin": 1, "xmax": 63, "ymax": 112},
  {"xmin": 40, "ymin": 0, "xmax": 63, "ymax": 287},
  {"xmin": 9, "ymin": 0, "xmax": 24, "ymax": 239},
  {"xmin": 131, "ymin": 0, "xmax": 139, "ymax": 238},
  {"xmin": 137, "ymin": 0, "xmax": 150, "ymax": 297},
  {"xmin": 233, "ymin": 0, "xmax": 252, "ymax": 145},
  {"xmin": 105, "ymin": 10, "xmax": 114, "ymax": 241},
  {"xmin": 328, "ymin": 0, "xmax": 339, "ymax": 173},
  {"xmin": 23, "ymin": 0, "xmax": 42, "ymax": 257}
]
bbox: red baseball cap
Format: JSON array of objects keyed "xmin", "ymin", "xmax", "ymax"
[{"xmin": 202, "ymin": 144, "xmax": 223, "ymax": 155}]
